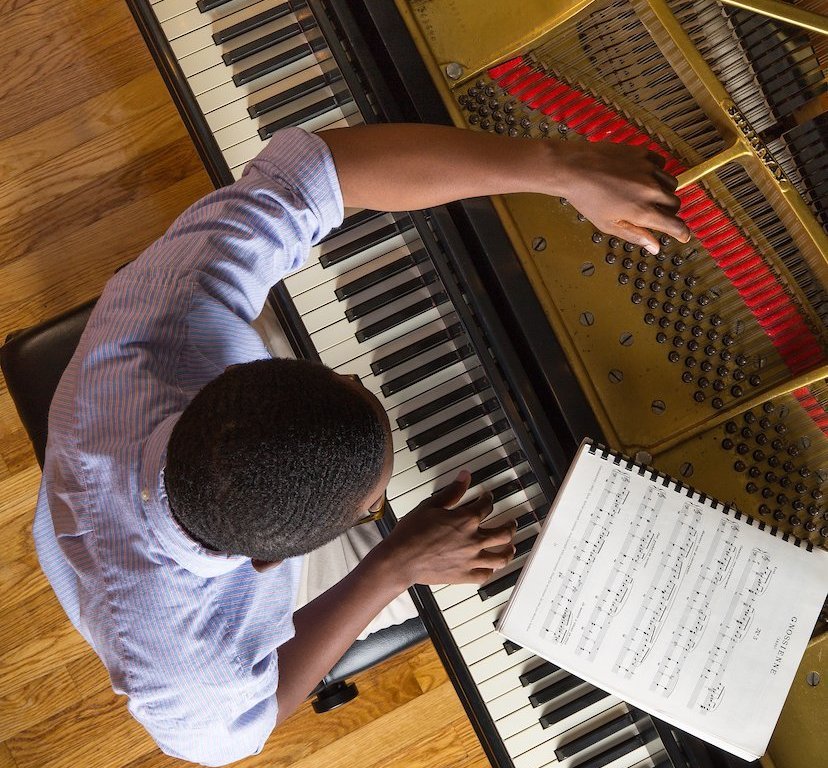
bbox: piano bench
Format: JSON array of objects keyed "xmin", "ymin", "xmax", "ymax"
[
  {"xmin": 1, "ymin": 301, "xmax": 429, "ymax": 712},
  {"xmin": 310, "ymin": 616, "xmax": 428, "ymax": 713}
]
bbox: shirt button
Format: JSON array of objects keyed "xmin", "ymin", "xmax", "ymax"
[{"xmin": 140, "ymin": 489, "xmax": 150, "ymax": 502}]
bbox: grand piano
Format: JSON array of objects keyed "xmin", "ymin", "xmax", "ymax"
[{"xmin": 123, "ymin": 0, "xmax": 827, "ymax": 765}]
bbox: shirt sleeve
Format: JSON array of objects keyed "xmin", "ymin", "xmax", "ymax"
[{"xmin": 105, "ymin": 127, "xmax": 344, "ymax": 325}]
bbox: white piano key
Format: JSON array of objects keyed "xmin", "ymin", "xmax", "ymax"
[
  {"xmin": 451, "ymin": 602, "xmax": 507, "ymax": 647},
  {"xmin": 158, "ymin": 0, "xmax": 258, "ymax": 36},
  {"xmin": 190, "ymin": 45, "xmax": 322, "ymax": 102},
  {"xmin": 318, "ymin": 304, "xmax": 455, "ymax": 370},
  {"xmin": 389, "ymin": 408, "xmax": 505, "ymax": 475},
  {"xmin": 488, "ymin": 672, "xmax": 572, "ymax": 721},
  {"xmin": 434, "ymin": 548, "xmax": 530, "ymax": 612},
  {"xmin": 469, "ymin": 646, "xmax": 537, "ymax": 686},
  {"xmin": 203, "ymin": 58, "xmax": 326, "ymax": 132},
  {"xmin": 457, "ymin": 625, "xmax": 512, "ymax": 667},
  {"xmin": 477, "ymin": 656, "xmax": 550, "ymax": 704},
  {"xmin": 178, "ymin": 27, "xmax": 305, "ymax": 80},
  {"xmin": 221, "ymin": 100, "xmax": 357, "ymax": 167},
  {"xmin": 285, "ymin": 231, "xmax": 416, "ymax": 296},
  {"xmin": 291, "ymin": 241, "xmax": 417, "ymax": 314},
  {"xmin": 496, "ymin": 682, "xmax": 605, "ymax": 741},
  {"xmin": 443, "ymin": 589, "xmax": 510, "ymax": 631},
  {"xmin": 349, "ymin": 341, "xmax": 471, "ymax": 403},
  {"xmin": 301, "ymin": 260, "xmax": 436, "ymax": 335},
  {"xmin": 395, "ymin": 463, "xmax": 525, "ymax": 543},
  {"xmin": 312, "ymin": 304, "xmax": 443, "ymax": 357},
  {"xmin": 167, "ymin": 0, "xmax": 275, "ymax": 59},
  {"xmin": 213, "ymin": 85, "xmax": 340, "ymax": 149},
  {"xmin": 387, "ymin": 428, "xmax": 512, "ymax": 503}
]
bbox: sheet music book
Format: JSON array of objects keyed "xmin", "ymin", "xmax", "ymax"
[{"xmin": 497, "ymin": 439, "xmax": 828, "ymax": 761}]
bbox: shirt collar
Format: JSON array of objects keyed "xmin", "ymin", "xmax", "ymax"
[{"xmin": 140, "ymin": 414, "xmax": 249, "ymax": 578}]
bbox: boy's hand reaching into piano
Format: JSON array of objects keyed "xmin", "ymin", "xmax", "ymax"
[
  {"xmin": 321, "ymin": 123, "xmax": 690, "ymax": 255},
  {"xmin": 550, "ymin": 140, "xmax": 691, "ymax": 254},
  {"xmin": 383, "ymin": 469, "xmax": 517, "ymax": 587}
]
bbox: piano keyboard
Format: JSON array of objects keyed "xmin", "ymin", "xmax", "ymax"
[{"xmin": 132, "ymin": 0, "xmax": 684, "ymax": 764}]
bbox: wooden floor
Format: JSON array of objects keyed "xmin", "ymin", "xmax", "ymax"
[{"xmin": 0, "ymin": 1, "xmax": 489, "ymax": 766}]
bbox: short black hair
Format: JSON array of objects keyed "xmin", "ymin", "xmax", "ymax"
[{"xmin": 164, "ymin": 358, "xmax": 387, "ymax": 561}]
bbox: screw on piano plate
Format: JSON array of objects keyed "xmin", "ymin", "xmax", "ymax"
[
  {"xmin": 445, "ymin": 62, "xmax": 464, "ymax": 80},
  {"xmin": 581, "ymin": 262, "xmax": 595, "ymax": 276},
  {"xmin": 680, "ymin": 462, "xmax": 694, "ymax": 477},
  {"xmin": 591, "ymin": 232, "xmax": 603, "ymax": 243},
  {"xmin": 608, "ymin": 369, "xmax": 623, "ymax": 384},
  {"xmin": 532, "ymin": 237, "xmax": 547, "ymax": 252},
  {"xmin": 635, "ymin": 451, "xmax": 652, "ymax": 465},
  {"xmin": 619, "ymin": 332, "xmax": 634, "ymax": 346},
  {"xmin": 651, "ymin": 399, "xmax": 666, "ymax": 414},
  {"xmin": 579, "ymin": 311, "xmax": 595, "ymax": 326}
]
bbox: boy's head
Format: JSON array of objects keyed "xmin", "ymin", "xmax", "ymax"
[{"xmin": 164, "ymin": 358, "xmax": 392, "ymax": 563}]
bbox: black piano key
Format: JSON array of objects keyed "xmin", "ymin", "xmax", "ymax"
[
  {"xmin": 324, "ymin": 209, "xmax": 385, "ymax": 242},
  {"xmin": 491, "ymin": 471, "xmax": 536, "ymax": 503},
  {"xmin": 503, "ymin": 640, "xmax": 522, "ymax": 654},
  {"xmin": 406, "ymin": 394, "xmax": 499, "ymax": 448},
  {"xmin": 213, "ymin": 3, "xmax": 292, "ymax": 45},
  {"xmin": 519, "ymin": 661, "xmax": 560, "ymax": 687},
  {"xmin": 555, "ymin": 711, "xmax": 636, "ymax": 760},
  {"xmin": 396, "ymin": 376, "xmax": 489, "ymax": 429},
  {"xmin": 468, "ymin": 450, "xmax": 525, "ymax": 489},
  {"xmin": 370, "ymin": 319, "xmax": 462, "ymax": 374},
  {"xmin": 347, "ymin": 270, "xmax": 439, "ymax": 322},
  {"xmin": 197, "ymin": 0, "xmax": 233, "ymax": 11},
  {"xmin": 416, "ymin": 417, "xmax": 509, "ymax": 472},
  {"xmin": 530, "ymin": 674, "xmax": 584, "ymax": 707},
  {"xmin": 514, "ymin": 533, "xmax": 537, "ymax": 558},
  {"xmin": 233, "ymin": 38, "xmax": 326, "ymax": 87},
  {"xmin": 478, "ymin": 568, "xmax": 521, "ymax": 601},
  {"xmin": 258, "ymin": 92, "xmax": 353, "ymax": 140},
  {"xmin": 383, "ymin": 343, "xmax": 475, "ymax": 398},
  {"xmin": 355, "ymin": 291, "xmax": 449, "ymax": 343},
  {"xmin": 539, "ymin": 687, "xmax": 611, "ymax": 729},
  {"xmin": 227, "ymin": 20, "xmax": 311, "ymax": 67},
  {"xmin": 578, "ymin": 733, "xmax": 647, "ymax": 768},
  {"xmin": 514, "ymin": 509, "xmax": 539, "ymax": 531},
  {"xmin": 250, "ymin": 70, "xmax": 339, "ymax": 118},
  {"xmin": 320, "ymin": 220, "xmax": 414, "ymax": 268},
  {"xmin": 339, "ymin": 249, "xmax": 431, "ymax": 303}
]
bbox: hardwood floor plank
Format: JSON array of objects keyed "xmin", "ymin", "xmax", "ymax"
[
  {"xmin": 0, "ymin": 70, "xmax": 193, "ymax": 216},
  {"xmin": 0, "ymin": 617, "xmax": 89, "ymax": 694},
  {"xmin": 0, "ymin": 171, "xmax": 210, "ymax": 332},
  {"xmin": 272, "ymin": 683, "xmax": 467, "ymax": 768},
  {"xmin": 65, "ymin": 652, "xmax": 116, "ymax": 704},
  {"xmin": 1, "ymin": 135, "xmax": 208, "ymax": 267},
  {"xmin": 0, "ymin": 553, "xmax": 46, "ymax": 615},
  {"xmin": 372, "ymin": 718, "xmax": 470, "ymax": 768},
  {"xmin": 5, "ymin": 687, "xmax": 156, "ymax": 768},
  {"xmin": 0, "ymin": 666, "xmax": 79, "ymax": 742},
  {"xmin": 0, "ymin": 1, "xmax": 153, "ymax": 140},
  {"xmin": 0, "ymin": 742, "xmax": 18, "ymax": 768}
]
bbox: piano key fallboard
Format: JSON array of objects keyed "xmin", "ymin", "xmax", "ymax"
[{"xmin": 125, "ymin": 0, "xmax": 759, "ymax": 766}]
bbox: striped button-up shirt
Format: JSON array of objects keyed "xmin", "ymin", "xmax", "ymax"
[{"xmin": 32, "ymin": 128, "xmax": 344, "ymax": 765}]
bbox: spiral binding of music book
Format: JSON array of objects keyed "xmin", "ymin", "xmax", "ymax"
[
  {"xmin": 498, "ymin": 437, "xmax": 828, "ymax": 761},
  {"xmin": 584, "ymin": 438, "xmax": 815, "ymax": 552}
]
